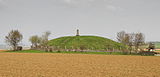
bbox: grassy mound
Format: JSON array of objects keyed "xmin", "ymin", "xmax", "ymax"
[{"xmin": 48, "ymin": 36, "xmax": 126, "ymax": 51}]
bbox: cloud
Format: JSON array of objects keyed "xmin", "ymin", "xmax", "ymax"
[
  {"xmin": 0, "ymin": 0, "xmax": 8, "ymax": 10},
  {"xmin": 0, "ymin": 0, "xmax": 6, "ymax": 5},
  {"xmin": 63, "ymin": 0, "xmax": 95, "ymax": 4},
  {"xmin": 62, "ymin": 0, "xmax": 94, "ymax": 8},
  {"xmin": 61, "ymin": 0, "xmax": 124, "ymax": 11},
  {"xmin": 64, "ymin": 0, "xmax": 95, "ymax": 4},
  {"xmin": 64, "ymin": 0, "xmax": 72, "ymax": 4},
  {"xmin": 106, "ymin": 5, "xmax": 117, "ymax": 11},
  {"xmin": 106, "ymin": 5, "xmax": 124, "ymax": 11},
  {"xmin": 0, "ymin": 0, "xmax": 4, "ymax": 8},
  {"xmin": 0, "ymin": 0, "xmax": 4, "ymax": 3}
]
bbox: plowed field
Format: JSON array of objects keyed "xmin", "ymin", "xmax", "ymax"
[
  {"xmin": 0, "ymin": 50, "xmax": 7, "ymax": 52},
  {"xmin": 0, "ymin": 53, "xmax": 160, "ymax": 77}
]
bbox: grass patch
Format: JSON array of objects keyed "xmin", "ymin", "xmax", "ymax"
[
  {"xmin": 5, "ymin": 50, "xmax": 47, "ymax": 53},
  {"xmin": 3, "ymin": 50, "xmax": 141, "ymax": 56}
]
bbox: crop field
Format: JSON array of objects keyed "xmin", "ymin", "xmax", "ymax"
[{"xmin": 0, "ymin": 53, "xmax": 160, "ymax": 77}]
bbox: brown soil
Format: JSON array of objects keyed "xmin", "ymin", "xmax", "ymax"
[
  {"xmin": 0, "ymin": 53, "xmax": 160, "ymax": 77},
  {"xmin": 0, "ymin": 50, "xmax": 7, "ymax": 52}
]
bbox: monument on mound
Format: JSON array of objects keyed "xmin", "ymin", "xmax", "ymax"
[{"xmin": 76, "ymin": 29, "xmax": 80, "ymax": 36}]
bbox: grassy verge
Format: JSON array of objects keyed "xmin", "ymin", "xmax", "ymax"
[
  {"xmin": 2, "ymin": 50, "xmax": 141, "ymax": 55},
  {"xmin": 4, "ymin": 50, "xmax": 47, "ymax": 53}
]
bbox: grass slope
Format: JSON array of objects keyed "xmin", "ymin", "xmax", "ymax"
[{"xmin": 48, "ymin": 36, "xmax": 126, "ymax": 51}]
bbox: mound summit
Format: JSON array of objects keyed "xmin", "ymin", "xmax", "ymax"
[{"xmin": 48, "ymin": 36, "xmax": 126, "ymax": 51}]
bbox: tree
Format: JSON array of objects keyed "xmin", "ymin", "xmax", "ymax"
[
  {"xmin": 29, "ymin": 35, "xmax": 41, "ymax": 48},
  {"xmin": 117, "ymin": 31, "xmax": 145, "ymax": 53},
  {"xmin": 40, "ymin": 31, "xmax": 51, "ymax": 46},
  {"xmin": 5, "ymin": 30, "xmax": 23, "ymax": 51},
  {"xmin": 134, "ymin": 33, "xmax": 145, "ymax": 53},
  {"xmin": 127, "ymin": 33, "xmax": 135, "ymax": 54},
  {"xmin": 117, "ymin": 31, "xmax": 126, "ymax": 44}
]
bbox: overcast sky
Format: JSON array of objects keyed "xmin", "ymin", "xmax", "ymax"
[{"xmin": 0, "ymin": 0, "xmax": 160, "ymax": 45}]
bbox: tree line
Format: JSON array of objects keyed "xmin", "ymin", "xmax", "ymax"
[
  {"xmin": 116, "ymin": 31, "xmax": 156, "ymax": 54},
  {"xmin": 5, "ymin": 30, "xmax": 51, "ymax": 51}
]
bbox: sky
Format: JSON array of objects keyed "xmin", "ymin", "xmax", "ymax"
[{"xmin": 0, "ymin": 0, "xmax": 160, "ymax": 45}]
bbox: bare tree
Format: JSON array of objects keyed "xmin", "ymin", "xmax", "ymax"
[
  {"xmin": 40, "ymin": 31, "xmax": 51, "ymax": 46},
  {"xmin": 117, "ymin": 31, "xmax": 126, "ymax": 44},
  {"xmin": 134, "ymin": 33, "xmax": 145, "ymax": 53},
  {"xmin": 117, "ymin": 31, "xmax": 131, "ymax": 53},
  {"xmin": 124, "ymin": 34, "xmax": 130, "ymax": 45},
  {"xmin": 127, "ymin": 33, "xmax": 135, "ymax": 54},
  {"xmin": 29, "ymin": 35, "xmax": 40, "ymax": 48},
  {"xmin": 117, "ymin": 31, "xmax": 145, "ymax": 53},
  {"xmin": 5, "ymin": 30, "xmax": 23, "ymax": 51}
]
